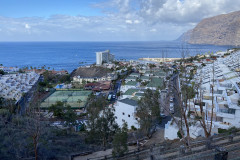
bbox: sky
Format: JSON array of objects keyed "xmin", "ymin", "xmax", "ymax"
[{"xmin": 0, "ymin": 0, "xmax": 240, "ymax": 41}]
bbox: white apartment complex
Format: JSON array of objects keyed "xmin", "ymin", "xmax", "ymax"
[
  {"xmin": 165, "ymin": 50, "xmax": 240, "ymax": 140},
  {"xmin": 0, "ymin": 66, "xmax": 19, "ymax": 73},
  {"xmin": 96, "ymin": 50, "xmax": 114, "ymax": 65},
  {"xmin": 0, "ymin": 72, "xmax": 39, "ymax": 102}
]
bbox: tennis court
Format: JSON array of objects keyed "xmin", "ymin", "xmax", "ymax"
[{"xmin": 41, "ymin": 90, "xmax": 92, "ymax": 109}]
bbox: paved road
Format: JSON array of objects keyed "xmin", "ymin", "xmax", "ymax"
[
  {"xmin": 114, "ymin": 80, "xmax": 121, "ymax": 94},
  {"xmin": 171, "ymin": 73, "xmax": 182, "ymax": 117},
  {"xmin": 163, "ymin": 81, "xmax": 170, "ymax": 116}
]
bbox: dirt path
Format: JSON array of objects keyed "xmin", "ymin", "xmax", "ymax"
[
  {"xmin": 144, "ymin": 129, "xmax": 165, "ymax": 147},
  {"xmin": 74, "ymin": 146, "xmax": 137, "ymax": 160}
]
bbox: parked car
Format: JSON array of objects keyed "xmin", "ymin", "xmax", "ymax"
[{"xmin": 160, "ymin": 114, "xmax": 167, "ymax": 119}]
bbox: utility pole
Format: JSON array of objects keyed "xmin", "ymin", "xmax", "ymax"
[{"xmin": 212, "ymin": 60, "xmax": 215, "ymax": 86}]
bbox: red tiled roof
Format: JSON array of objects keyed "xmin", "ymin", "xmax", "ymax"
[{"xmin": 85, "ymin": 81, "xmax": 111, "ymax": 91}]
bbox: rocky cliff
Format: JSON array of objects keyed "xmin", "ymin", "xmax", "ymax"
[{"xmin": 180, "ymin": 11, "xmax": 240, "ymax": 46}]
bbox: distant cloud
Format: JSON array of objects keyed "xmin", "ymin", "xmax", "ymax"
[
  {"xmin": 125, "ymin": 19, "xmax": 133, "ymax": 24},
  {"xmin": 134, "ymin": 20, "xmax": 140, "ymax": 24},
  {"xmin": 139, "ymin": 0, "xmax": 240, "ymax": 24},
  {"xmin": 150, "ymin": 28, "xmax": 157, "ymax": 32},
  {"xmin": 1, "ymin": 0, "xmax": 240, "ymax": 41},
  {"xmin": 125, "ymin": 19, "xmax": 141, "ymax": 24},
  {"xmin": 25, "ymin": 24, "xmax": 31, "ymax": 29}
]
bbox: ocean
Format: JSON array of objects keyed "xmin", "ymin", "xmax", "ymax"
[{"xmin": 0, "ymin": 41, "xmax": 232, "ymax": 73}]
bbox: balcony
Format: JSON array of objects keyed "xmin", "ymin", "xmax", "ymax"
[
  {"xmin": 217, "ymin": 107, "xmax": 235, "ymax": 119},
  {"xmin": 216, "ymin": 112, "xmax": 235, "ymax": 119}
]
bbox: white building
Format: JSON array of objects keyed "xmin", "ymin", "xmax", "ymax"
[
  {"xmin": 164, "ymin": 120, "xmax": 218, "ymax": 140},
  {"xmin": 0, "ymin": 66, "xmax": 19, "ymax": 73},
  {"xmin": 114, "ymin": 98, "xmax": 140, "ymax": 129},
  {"xmin": 120, "ymin": 81, "xmax": 139, "ymax": 93},
  {"xmin": 0, "ymin": 72, "xmax": 39, "ymax": 102},
  {"xmin": 73, "ymin": 73, "xmax": 117, "ymax": 84},
  {"xmin": 164, "ymin": 50, "xmax": 240, "ymax": 140},
  {"xmin": 196, "ymin": 53, "xmax": 240, "ymax": 129},
  {"xmin": 166, "ymin": 50, "xmax": 240, "ymax": 140},
  {"xmin": 96, "ymin": 50, "xmax": 115, "ymax": 65}
]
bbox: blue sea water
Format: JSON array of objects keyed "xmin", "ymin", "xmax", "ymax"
[{"xmin": 0, "ymin": 41, "xmax": 232, "ymax": 73}]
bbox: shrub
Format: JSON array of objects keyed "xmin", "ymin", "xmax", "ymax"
[{"xmin": 177, "ymin": 130, "xmax": 183, "ymax": 139}]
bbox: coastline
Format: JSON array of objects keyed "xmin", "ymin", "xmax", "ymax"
[
  {"xmin": 0, "ymin": 41, "xmax": 231, "ymax": 73},
  {"xmin": 139, "ymin": 57, "xmax": 181, "ymax": 62}
]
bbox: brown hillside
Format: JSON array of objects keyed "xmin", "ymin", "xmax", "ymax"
[
  {"xmin": 180, "ymin": 11, "xmax": 240, "ymax": 46},
  {"xmin": 71, "ymin": 66, "xmax": 112, "ymax": 78}
]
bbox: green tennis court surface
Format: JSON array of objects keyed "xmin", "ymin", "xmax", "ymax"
[{"xmin": 41, "ymin": 90, "xmax": 92, "ymax": 109}]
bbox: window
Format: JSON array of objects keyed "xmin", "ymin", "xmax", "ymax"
[{"xmin": 128, "ymin": 114, "xmax": 130, "ymax": 117}]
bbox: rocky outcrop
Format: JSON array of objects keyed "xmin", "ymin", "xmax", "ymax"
[{"xmin": 180, "ymin": 11, "xmax": 240, "ymax": 46}]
